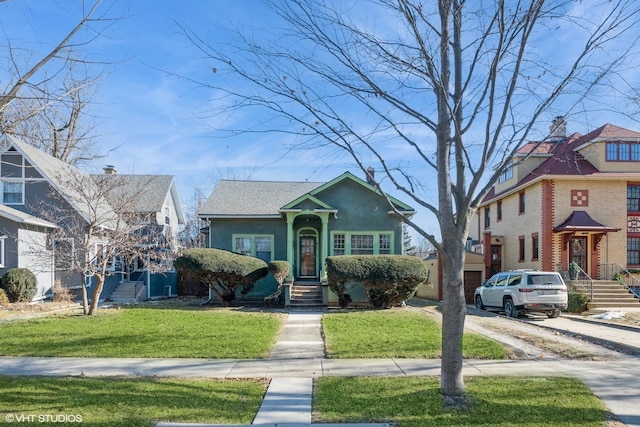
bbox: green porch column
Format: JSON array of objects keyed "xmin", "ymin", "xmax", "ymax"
[
  {"xmin": 319, "ymin": 212, "xmax": 329, "ymax": 278},
  {"xmin": 285, "ymin": 212, "xmax": 296, "ymax": 279}
]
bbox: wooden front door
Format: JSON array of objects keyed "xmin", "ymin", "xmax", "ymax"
[
  {"xmin": 570, "ymin": 236, "xmax": 588, "ymax": 272},
  {"xmin": 299, "ymin": 236, "xmax": 316, "ymax": 277}
]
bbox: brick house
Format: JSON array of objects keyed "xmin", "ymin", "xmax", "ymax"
[{"xmin": 474, "ymin": 118, "xmax": 640, "ymax": 286}]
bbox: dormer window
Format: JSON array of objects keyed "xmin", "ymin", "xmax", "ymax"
[
  {"xmin": 498, "ymin": 165, "xmax": 514, "ymax": 183},
  {"xmin": 606, "ymin": 141, "xmax": 640, "ymax": 161}
]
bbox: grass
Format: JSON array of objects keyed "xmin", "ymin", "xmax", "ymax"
[
  {"xmin": 0, "ymin": 307, "xmax": 283, "ymax": 358},
  {"xmin": 0, "ymin": 376, "xmax": 267, "ymax": 427},
  {"xmin": 313, "ymin": 376, "xmax": 609, "ymax": 426},
  {"xmin": 322, "ymin": 310, "xmax": 508, "ymax": 359}
]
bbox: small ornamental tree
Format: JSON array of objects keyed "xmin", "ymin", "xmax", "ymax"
[
  {"xmin": 174, "ymin": 248, "xmax": 269, "ymax": 306},
  {"xmin": 2, "ymin": 268, "xmax": 38, "ymax": 303},
  {"xmin": 326, "ymin": 255, "xmax": 428, "ymax": 308}
]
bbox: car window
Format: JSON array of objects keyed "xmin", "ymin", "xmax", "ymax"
[
  {"xmin": 508, "ymin": 274, "xmax": 522, "ymax": 286},
  {"xmin": 527, "ymin": 274, "xmax": 562, "ymax": 285},
  {"xmin": 495, "ymin": 274, "xmax": 509, "ymax": 287}
]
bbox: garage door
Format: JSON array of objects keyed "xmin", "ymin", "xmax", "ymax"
[{"xmin": 464, "ymin": 271, "xmax": 482, "ymax": 304}]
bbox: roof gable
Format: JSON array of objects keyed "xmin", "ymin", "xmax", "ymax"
[
  {"xmin": 308, "ymin": 172, "xmax": 415, "ymax": 213},
  {"xmin": 4, "ymin": 135, "xmax": 119, "ymax": 227}
]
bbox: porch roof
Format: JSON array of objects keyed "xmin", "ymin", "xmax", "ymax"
[{"xmin": 553, "ymin": 210, "xmax": 621, "ymax": 233}]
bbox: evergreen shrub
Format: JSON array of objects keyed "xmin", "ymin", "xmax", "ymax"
[
  {"xmin": 2, "ymin": 268, "xmax": 38, "ymax": 303},
  {"xmin": 326, "ymin": 255, "xmax": 428, "ymax": 308}
]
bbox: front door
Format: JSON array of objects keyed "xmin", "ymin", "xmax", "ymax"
[
  {"xmin": 570, "ymin": 236, "xmax": 588, "ymax": 272},
  {"xmin": 299, "ymin": 236, "xmax": 316, "ymax": 277}
]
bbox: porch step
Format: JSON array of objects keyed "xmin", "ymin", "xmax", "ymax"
[
  {"xmin": 572, "ymin": 280, "xmax": 640, "ymax": 309},
  {"xmin": 109, "ymin": 281, "xmax": 146, "ymax": 303},
  {"xmin": 289, "ymin": 282, "xmax": 324, "ymax": 308}
]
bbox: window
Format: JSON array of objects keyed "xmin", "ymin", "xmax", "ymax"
[
  {"xmin": 519, "ymin": 236, "xmax": 525, "ymax": 262},
  {"xmin": 379, "ymin": 234, "xmax": 391, "ymax": 254},
  {"xmin": 2, "ymin": 181, "xmax": 23, "ymax": 204},
  {"xmin": 628, "ymin": 185, "xmax": 640, "ymax": 212},
  {"xmin": 331, "ymin": 232, "xmax": 394, "ymax": 255},
  {"xmin": 628, "ymin": 238, "xmax": 640, "ymax": 265},
  {"xmin": 232, "ymin": 235, "xmax": 273, "ymax": 262},
  {"xmin": 531, "ymin": 233, "xmax": 539, "ymax": 261},
  {"xmin": 519, "ymin": 191, "xmax": 526, "ymax": 214},
  {"xmin": 164, "ymin": 207, "xmax": 170, "ymax": 225},
  {"xmin": 607, "ymin": 141, "xmax": 640, "ymax": 161},
  {"xmin": 484, "ymin": 207, "xmax": 490, "ymax": 228},
  {"xmin": 498, "ymin": 166, "xmax": 513, "ymax": 183},
  {"xmin": 94, "ymin": 243, "xmax": 115, "ymax": 270},
  {"xmin": 351, "ymin": 234, "xmax": 374, "ymax": 255},
  {"xmin": 333, "ymin": 234, "xmax": 345, "ymax": 256},
  {"xmin": 53, "ymin": 238, "xmax": 74, "ymax": 270},
  {"xmin": 497, "ymin": 200, "xmax": 503, "ymax": 221}
]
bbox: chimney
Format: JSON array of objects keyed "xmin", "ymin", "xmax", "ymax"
[
  {"xmin": 549, "ymin": 116, "xmax": 567, "ymax": 142},
  {"xmin": 103, "ymin": 165, "xmax": 117, "ymax": 175},
  {"xmin": 366, "ymin": 167, "xmax": 375, "ymax": 184}
]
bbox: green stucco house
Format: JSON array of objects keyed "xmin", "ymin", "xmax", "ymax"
[{"xmin": 198, "ymin": 171, "xmax": 415, "ymax": 307}]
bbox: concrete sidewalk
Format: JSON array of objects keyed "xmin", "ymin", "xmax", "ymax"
[{"xmin": 2, "ymin": 309, "xmax": 640, "ymax": 426}]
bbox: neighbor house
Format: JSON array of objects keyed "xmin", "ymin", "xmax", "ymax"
[
  {"xmin": 0, "ymin": 134, "xmax": 185, "ymax": 302},
  {"xmin": 473, "ymin": 118, "xmax": 640, "ymax": 292},
  {"xmin": 198, "ymin": 170, "xmax": 415, "ymax": 306}
]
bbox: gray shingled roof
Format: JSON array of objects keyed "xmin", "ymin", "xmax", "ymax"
[
  {"xmin": 8, "ymin": 135, "xmax": 119, "ymax": 228},
  {"xmin": 200, "ymin": 180, "xmax": 323, "ymax": 217},
  {"xmin": 93, "ymin": 174, "xmax": 185, "ymax": 223}
]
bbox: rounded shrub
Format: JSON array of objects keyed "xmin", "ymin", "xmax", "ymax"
[
  {"xmin": 326, "ymin": 255, "xmax": 428, "ymax": 308},
  {"xmin": 567, "ymin": 292, "xmax": 589, "ymax": 313},
  {"xmin": 2, "ymin": 268, "xmax": 38, "ymax": 303}
]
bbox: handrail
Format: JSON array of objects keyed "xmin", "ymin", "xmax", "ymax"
[
  {"xmin": 599, "ymin": 263, "xmax": 640, "ymax": 298},
  {"xmin": 572, "ymin": 264, "xmax": 594, "ymax": 301},
  {"xmin": 557, "ymin": 262, "xmax": 593, "ymax": 300}
]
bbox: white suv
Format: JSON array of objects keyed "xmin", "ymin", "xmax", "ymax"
[{"xmin": 474, "ymin": 270, "xmax": 568, "ymax": 318}]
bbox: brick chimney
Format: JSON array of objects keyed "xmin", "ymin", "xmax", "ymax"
[
  {"xmin": 103, "ymin": 165, "xmax": 117, "ymax": 175},
  {"xmin": 549, "ymin": 116, "xmax": 567, "ymax": 142}
]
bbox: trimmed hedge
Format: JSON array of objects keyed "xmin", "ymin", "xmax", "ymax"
[
  {"xmin": 174, "ymin": 248, "xmax": 268, "ymax": 306},
  {"xmin": 268, "ymin": 261, "xmax": 290, "ymax": 285},
  {"xmin": 326, "ymin": 255, "xmax": 428, "ymax": 308},
  {"xmin": 2, "ymin": 268, "xmax": 38, "ymax": 303},
  {"xmin": 567, "ymin": 292, "xmax": 589, "ymax": 313}
]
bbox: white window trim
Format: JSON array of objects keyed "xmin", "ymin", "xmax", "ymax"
[
  {"xmin": 330, "ymin": 231, "xmax": 394, "ymax": 256},
  {"xmin": 94, "ymin": 242, "xmax": 116, "ymax": 271},
  {"xmin": 0, "ymin": 235, "xmax": 6, "ymax": 268}
]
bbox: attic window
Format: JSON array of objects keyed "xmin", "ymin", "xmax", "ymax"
[
  {"xmin": 606, "ymin": 141, "xmax": 640, "ymax": 161},
  {"xmin": 498, "ymin": 165, "xmax": 514, "ymax": 183}
]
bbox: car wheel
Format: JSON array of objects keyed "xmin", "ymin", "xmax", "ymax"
[
  {"xmin": 546, "ymin": 309, "xmax": 561, "ymax": 318},
  {"xmin": 504, "ymin": 298, "xmax": 519, "ymax": 318},
  {"xmin": 475, "ymin": 295, "xmax": 485, "ymax": 310}
]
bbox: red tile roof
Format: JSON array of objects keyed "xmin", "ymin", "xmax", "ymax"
[{"xmin": 485, "ymin": 123, "xmax": 640, "ymax": 202}]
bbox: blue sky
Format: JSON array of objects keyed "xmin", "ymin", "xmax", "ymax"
[
  {"xmin": 2, "ymin": 1, "xmax": 639, "ymax": 239},
  {"xmin": 1, "ymin": 1, "xmax": 367, "ymax": 211}
]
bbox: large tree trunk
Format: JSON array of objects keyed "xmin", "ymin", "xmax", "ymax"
[
  {"xmin": 439, "ymin": 231, "xmax": 467, "ymax": 404},
  {"xmin": 88, "ymin": 274, "xmax": 104, "ymax": 315}
]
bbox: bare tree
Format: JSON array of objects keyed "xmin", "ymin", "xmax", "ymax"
[
  {"xmin": 33, "ymin": 170, "xmax": 172, "ymax": 315},
  {"xmin": 182, "ymin": 0, "xmax": 640, "ymax": 402},
  {"xmin": 0, "ymin": 1, "xmax": 116, "ymax": 163}
]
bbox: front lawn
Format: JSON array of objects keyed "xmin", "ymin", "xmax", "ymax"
[
  {"xmin": 0, "ymin": 306, "xmax": 283, "ymax": 358},
  {"xmin": 314, "ymin": 376, "xmax": 609, "ymax": 426},
  {"xmin": 322, "ymin": 310, "xmax": 507, "ymax": 359},
  {"xmin": 0, "ymin": 376, "xmax": 266, "ymax": 427}
]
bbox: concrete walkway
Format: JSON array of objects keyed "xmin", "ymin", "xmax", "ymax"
[{"xmin": 2, "ymin": 309, "xmax": 640, "ymax": 426}]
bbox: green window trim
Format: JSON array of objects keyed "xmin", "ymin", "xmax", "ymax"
[
  {"xmin": 330, "ymin": 231, "xmax": 394, "ymax": 256},
  {"xmin": 232, "ymin": 234, "xmax": 274, "ymax": 262}
]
